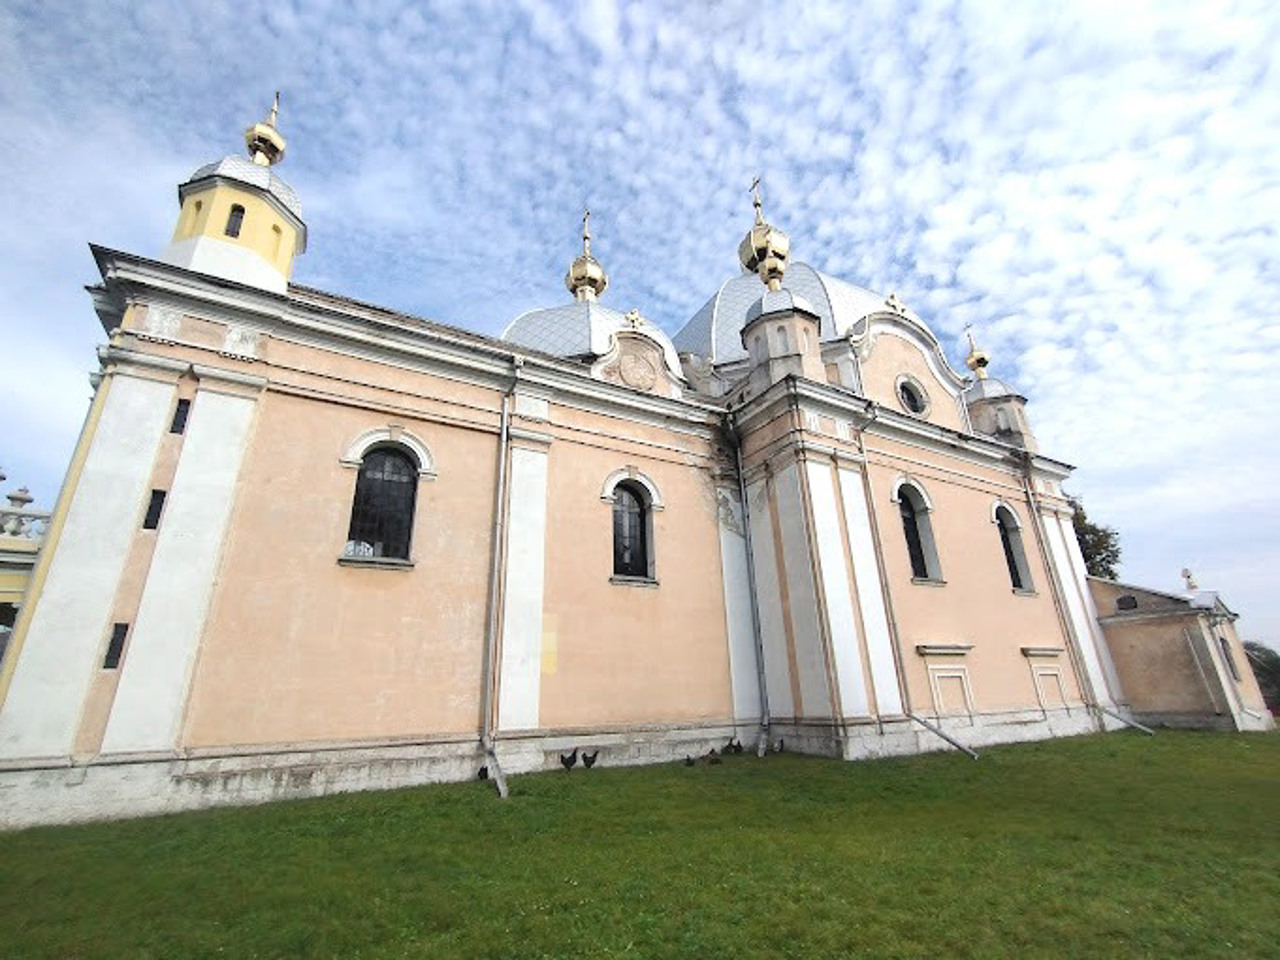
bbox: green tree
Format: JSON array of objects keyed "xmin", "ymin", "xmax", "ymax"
[
  {"xmin": 1244, "ymin": 641, "xmax": 1280, "ymax": 714},
  {"xmin": 1071, "ymin": 499, "xmax": 1121, "ymax": 579}
]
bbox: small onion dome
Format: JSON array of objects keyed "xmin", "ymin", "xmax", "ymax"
[
  {"xmin": 964, "ymin": 330, "xmax": 991, "ymax": 380},
  {"xmin": 565, "ymin": 209, "xmax": 609, "ymax": 301},
  {"xmin": 738, "ymin": 180, "xmax": 790, "ymax": 291},
  {"xmin": 245, "ymin": 92, "xmax": 286, "ymax": 167}
]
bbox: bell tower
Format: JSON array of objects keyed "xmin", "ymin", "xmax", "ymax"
[
  {"xmin": 161, "ymin": 94, "xmax": 307, "ymax": 294},
  {"xmin": 963, "ymin": 333, "xmax": 1039, "ymax": 452},
  {"xmin": 738, "ymin": 180, "xmax": 825, "ymax": 393}
]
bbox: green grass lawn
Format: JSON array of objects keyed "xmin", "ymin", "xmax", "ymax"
[{"xmin": 1, "ymin": 731, "xmax": 1277, "ymax": 959}]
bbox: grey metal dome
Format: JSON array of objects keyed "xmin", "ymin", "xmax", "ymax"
[
  {"xmin": 185, "ymin": 155, "xmax": 303, "ymax": 219},
  {"xmin": 502, "ymin": 300, "xmax": 682, "ymax": 375},
  {"xmin": 673, "ymin": 262, "xmax": 889, "ymax": 363}
]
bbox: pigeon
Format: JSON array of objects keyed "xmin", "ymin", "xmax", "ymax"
[{"xmin": 560, "ymin": 748, "xmax": 578, "ymax": 770}]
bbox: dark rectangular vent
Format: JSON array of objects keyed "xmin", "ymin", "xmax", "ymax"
[
  {"xmin": 142, "ymin": 490, "xmax": 166, "ymax": 530},
  {"xmin": 170, "ymin": 398, "xmax": 191, "ymax": 435},
  {"xmin": 103, "ymin": 623, "xmax": 129, "ymax": 669}
]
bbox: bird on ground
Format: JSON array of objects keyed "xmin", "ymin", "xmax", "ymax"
[
  {"xmin": 707, "ymin": 749, "xmax": 723, "ymax": 765},
  {"xmin": 478, "ymin": 765, "xmax": 489, "ymax": 780},
  {"xmin": 560, "ymin": 748, "xmax": 578, "ymax": 770},
  {"xmin": 582, "ymin": 750, "xmax": 599, "ymax": 769},
  {"xmin": 728, "ymin": 738, "xmax": 744, "ymax": 754}
]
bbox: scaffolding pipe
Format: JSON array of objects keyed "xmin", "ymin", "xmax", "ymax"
[
  {"xmin": 1097, "ymin": 705, "xmax": 1155, "ymax": 736},
  {"xmin": 908, "ymin": 713, "xmax": 979, "ymax": 760}
]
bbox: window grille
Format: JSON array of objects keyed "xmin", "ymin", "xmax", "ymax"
[
  {"xmin": 997, "ymin": 512, "xmax": 1024, "ymax": 589},
  {"xmin": 345, "ymin": 448, "xmax": 417, "ymax": 560},
  {"xmin": 995, "ymin": 506, "xmax": 1033, "ymax": 592},
  {"xmin": 612, "ymin": 483, "xmax": 648, "ymax": 577},
  {"xmin": 899, "ymin": 496, "xmax": 929, "ymax": 579}
]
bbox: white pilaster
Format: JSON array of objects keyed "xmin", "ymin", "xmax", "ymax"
[
  {"xmin": 0, "ymin": 375, "xmax": 174, "ymax": 759},
  {"xmin": 804, "ymin": 460, "xmax": 869, "ymax": 718},
  {"xmin": 717, "ymin": 488, "xmax": 761, "ymax": 721},
  {"xmin": 774, "ymin": 463, "xmax": 831, "ymax": 717},
  {"xmin": 101, "ymin": 389, "xmax": 257, "ymax": 754},
  {"xmin": 837, "ymin": 467, "xmax": 904, "ymax": 716},
  {"xmin": 497, "ymin": 446, "xmax": 549, "ymax": 731},
  {"xmin": 745, "ymin": 478, "xmax": 793, "ymax": 718},
  {"xmin": 1043, "ymin": 512, "xmax": 1120, "ymax": 707}
]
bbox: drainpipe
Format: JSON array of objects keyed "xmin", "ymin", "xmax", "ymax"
[
  {"xmin": 479, "ymin": 359, "xmax": 520, "ymax": 798},
  {"xmin": 729, "ymin": 410, "xmax": 771, "ymax": 757}
]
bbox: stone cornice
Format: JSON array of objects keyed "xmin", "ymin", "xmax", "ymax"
[
  {"xmin": 89, "ymin": 246, "xmax": 725, "ymax": 436},
  {"xmin": 731, "ymin": 375, "xmax": 1075, "ymax": 479}
]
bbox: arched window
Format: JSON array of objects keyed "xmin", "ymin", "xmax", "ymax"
[
  {"xmin": 344, "ymin": 447, "xmax": 418, "ymax": 560},
  {"xmin": 612, "ymin": 482, "xmax": 650, "ymax": 578},
  {"xmin": 994, "ymin": 504, "xmax": 1033, "ymax": 591},
  {"xmin": 225, "ymin": 204, "xmax": 245, "ymax": 238},
  {"xmin": 775, "ymin": 326, "xmax": 790, "ymax": 353},
  {"xmin": 893, "ymin": 480, "xmax": 942, "ymax": 581},
  {"xmin": 1218, "ymin": 636, "xmax": 1241, "ymax": 682}
]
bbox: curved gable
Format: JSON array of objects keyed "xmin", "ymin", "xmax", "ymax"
[{"xmin": 857, "ymin": 314, "xmax": 969, "ymax": 431}]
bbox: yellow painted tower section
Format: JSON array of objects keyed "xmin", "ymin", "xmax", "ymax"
[
  {"xmin": 161, "ymin": 94, "xmax": 306, "ymax": 294},
  {"xmin": 169, "ymin": 184, "xmax": 300, "ymax": 279}
]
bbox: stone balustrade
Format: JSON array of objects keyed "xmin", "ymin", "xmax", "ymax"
[{"xmin": 0, "ymin": 506, "xmax": 49, "ymax": 541}]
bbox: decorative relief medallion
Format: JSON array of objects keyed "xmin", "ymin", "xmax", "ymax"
[
  {"xmin": 221, "ymin": 325, "xmax": 261, "ymax": 360},
  {"xmin": 620, "ymin": 353, "xmax": 657, "ymax": 391},
  {"xmin": 142, "ymin": 306, "xmax": 181, "ymax": 342}
]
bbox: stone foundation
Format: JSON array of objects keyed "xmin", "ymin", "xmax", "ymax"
[{"xmin": 0, "ymin": 708, "xmax": 1139, "ymax": 830}]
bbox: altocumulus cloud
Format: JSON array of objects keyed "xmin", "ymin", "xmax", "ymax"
[{"xmin": 1, "ymin": 0, "xmax": 1278, "ymax": 641}]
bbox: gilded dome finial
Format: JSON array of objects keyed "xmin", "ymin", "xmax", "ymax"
[
  {"xmin": 738, "ymin": 177, "xmax": 790, "ymax": 291},
  {"xmin": 245, "ymin": 91, "xmax": 287, "ymax": 167},
  {"xmin": 965, "ymin": 327, "xmax": 990, "ymax": 380},
  {"xmin": 565, "ymin": 208, "xmax": 609, "ymax": 301}
]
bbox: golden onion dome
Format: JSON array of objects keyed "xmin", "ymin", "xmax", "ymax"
[
  {"xmin": 565, "ymin": 209, "xmax": 609, "ymax": 301},
  {"xmin": 245, "ymin": 92, "xmax": 287, "ymax": 167},
  {"xmin": 965, "ymin": 330, "xmax": 991, "ymax": 380},
  {"xmin": 738, "ymin": 178, "xmax": 790, "ymax": 291}
]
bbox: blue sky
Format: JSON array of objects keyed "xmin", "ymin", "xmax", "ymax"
[{"xmin": 2, "ymin": 0, "xmax": 1278, "ymax": 643}]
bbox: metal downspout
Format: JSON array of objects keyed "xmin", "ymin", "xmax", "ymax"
[
  {"xmin": 730, "ymin": 411, "xmax": 772, "ymax": 757},
  {"xmin": 479, "ymin": 363, "xmax": 518, "ymax": 798}
]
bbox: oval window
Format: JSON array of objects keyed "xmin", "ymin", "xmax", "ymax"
[{"xmin": 898, "ymin": 379, "xmax": 926, "ymax": 414}]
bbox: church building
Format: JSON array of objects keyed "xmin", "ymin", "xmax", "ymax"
[{"xmin": 0, "ymin": 102, "xmax": 1269, "ymax": 827}]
